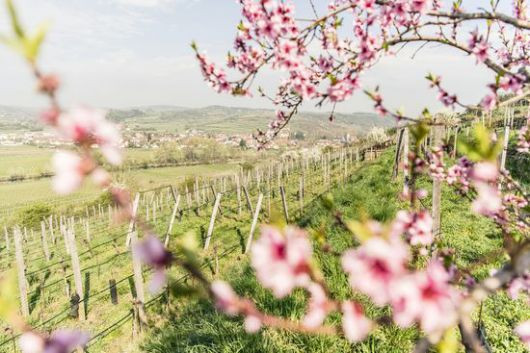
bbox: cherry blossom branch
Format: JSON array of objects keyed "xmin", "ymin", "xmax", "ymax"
[
  {"xmin": 428, "ymin": 10, "xmax": 530, "ymax": 30},
  {"xmin": 386, "ymin": 35, "xmax": 511, "ymax": 77}
]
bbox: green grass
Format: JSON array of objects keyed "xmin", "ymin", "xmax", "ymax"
[
  {"xmin": 0, "ymin": 146, "xmax": 53, "ymax": 178},
  {"xmin": 139, "ymin": 150, "xmax": 529, "ymax": 353}
]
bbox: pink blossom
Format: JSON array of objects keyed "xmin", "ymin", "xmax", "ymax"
[
  {"xmin": 471, "ymin": 162, "xmax": 499, "ymax": 182},
  {"xmin": 211, "ymin": 280, "xmax": 240, "ymax": 316},
  {"xmin": 503, "ymin": 194, "xmax": 528, "ymax": 210},
  {"xmin": 19, "ymin": 332, "xmax": 44, "ymax": 353},
  {"xmin": 515, "ymin": 320, "xmax": 530, "ymax": 349},
  {"xmin": 481, "ymin": 92, "xmax": 497, "ymax": 111},
  {"xmin": 468, "ymin": 30, "xmax": 490, "ymax": 63},
  {"xmin": 390, "ymin": 262, "xmax": 459, "ymax": 336},
  {"xmin": 327, "ymin": 77, "xmax": 359, "ymax": 102},
  {"xmin": 389, "ymin": 274, "xmax": 422, "ymax": 327},
  {"xmin": 428, "ymin": 147, "xmax": 445, "ymax": 180},
  {"xmin": 134, "ymin": 235, "xmax": 174, "ymax": 293},
  {"xmin": 37, "ymin": 74, "xmax": 60, "ymax": 94},
  {"xmin": 196, "ymin": 52, "xmax": 233, "ymax": 94},
  {"xmin": 52, "ymin": 151, "xmax": 85, "ymax": 195},
  {"xmin": 19, "ymin": 330, "xmax": 89, "ymax": 353},
  {"xmin": 414, "ymin": 261, "xmax": 459, "ymax": 336},
  {"xmin": 507, "ymin": 273, "xmax": 530, "ymax": 299},
  {"xmin": 251, "ymin": 225, "xmax": 312, "ymax": 298},
  {"xmin": 90, "ymin": 168, "xmax": 111, "ymax": 189},
  {"xmin": 437, "ymin": 89, "xmax": 457, "ymax": 107},
  {"xmin": 40, "ymin": 108, "xmax": 60, "ymax": 126},
  {"xmin": 244, "ymin": 315, "xmax": 262, "ymax": 333},
  {"xmin": 446, "ymin": 158, "xmax": 473, "ymax": 192},
  {"xmin": 302, "ymin": 283, "xmax": 330, "ymax": 328},
  {"xmin": 57, "ymin": 107, "xmax": 122, "ymax": 165},
  {"xmin": 499, "ymin": 74, "xmax": 524, "ymax": 94},
  {"xmin": 471, "ymin": 182, "xmax": 502, "ymax": 216},
  {"xmin": 410, "ymin": 0, "xmax": 431, "ymax": 13},
  {"xmin": 341, "ymin": 301, "xmax": 373, "ymax": 342},
  {"xmin": 342, "ymin": 235, "xmax": 409, "ymax": 305},
  {"xmin": 392, "ymin": 210, "xmax": 434, "ymax": 246}
]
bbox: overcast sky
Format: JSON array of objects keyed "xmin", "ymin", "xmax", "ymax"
[{"xmin": 0, "ymin": 0, "xmax": 499, "ymax": 116}]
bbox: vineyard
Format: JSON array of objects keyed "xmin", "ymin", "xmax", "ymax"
[
  {"xmin": 0, "ymin": 140, "xmax": 389, "ymax": 352},
  {"xmin": 0, "ymin": 100, "xmax": 529, "ymax": 352}
]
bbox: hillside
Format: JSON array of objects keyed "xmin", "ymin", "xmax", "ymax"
[
  {"xmin": 0, "ymin": 105, "xmax": 393, "ymax": 138},
  {"xmin": 108, "ymin": 105, "xmax": 393, "ymax": 138},
  {"xmin": 141, "ymin": 149, "xmax": 529, "ymax": 353}
]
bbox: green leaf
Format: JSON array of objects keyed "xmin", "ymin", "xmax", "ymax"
[
  {"xmin": 327, "ymin": 73, "xmax": 337, "ymax": 86},
  {"xmin": 457, "ymin": 125, "xmax": 502, "ymax": 162},
  {"xmin": 410, "ymin": 122, "xmax": 430, "ymax": 147},
  {"xmin": 6, "ymin": 0, "xmax": 24, "ymax": 39},
  {"xmin": 23, "ymin": 21, "xmax": 49, "ymax": 62}
]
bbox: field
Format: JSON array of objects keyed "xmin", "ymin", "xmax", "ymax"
[
  {"xmin": 0, "ymin": 146, "xmax": 240, "ymax": 226},
  {"xmin": 0, "ymin": 145, "xmax": 357, "ymax": 352},
  {"xmin": 0, "ymin": 145, "xmax": 195, "ymax": 179},
  {"xmin": 0, "ymin": 140, "xmax": 528, "ymax": 353}
]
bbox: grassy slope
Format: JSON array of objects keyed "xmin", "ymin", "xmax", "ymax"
[{"xmin": 141, "ymin": 150, "xmax": 529, "ymax": 353}]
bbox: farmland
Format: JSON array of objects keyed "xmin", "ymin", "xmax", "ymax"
[
  {"xmin": 0, "ymin": 143, "xmax": 371, "ymax": 352},
  {"xmin": 1, "ymin": 140, "xmax": 528, "ymax": 353}
]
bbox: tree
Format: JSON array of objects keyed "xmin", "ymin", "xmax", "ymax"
[{"xmin": 1, "ymin": 1, "xmax": 529, "ymax": 352}]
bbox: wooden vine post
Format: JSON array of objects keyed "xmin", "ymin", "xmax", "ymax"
[
  {"xmin": 210, "ymin": 185, "xmax": 223, "ymax": 216},
  {"xmin": 130, "ymin": 228, "xmax": 146, "ymax": 323},
  {"xmin": 13, "ymin": 227, "xmax": 29, "ymax": 317},
  {"xmin": 204, "ymin": 192, "xmax": 222, "ymax": 250},
  {"xmin": 3, "ymin": 226, "xmax": 9, "ymax": 253},
  {"xmin": 235, "ymin": 174, "xmax": 242, "ymax": 217},
  {"xmin": 125, "ymin": 194, "xmax": 141, "ymax": 247},
  {"xmin": 403, "ymin": 128, "xmax": 410, "ymax": 179},
  {"xmin": 66, "ymin": 224, "xmax": 85, "ymax": 320},
  {"xmin": 392, "ymin": 128, "xmax": 405, "ymax": 180},
  {"xmin": 245, "ymin": 193, "xmax": 263, "ymax": 254},
  {"xmin": 432, "ymin": 123, "xmax": 443, "ymax": 237},
  {"xmin": 41, "ymin": 220, "xmax": 51, "ymax": 262},
  {"xmin": 279, "ymin": 185, "xmax": 289, "ymax": 223},
  {"xmin": 242, "ymin": 185, "xmax": 253, "ymax": 214},
  {"xmin": 298, "ymin": 176, "xmax": 304, "ymax": 215},
  {"xmin": 164, "ymin": 194, "xmax": 181, "ymax": 247},
  {"xmin": 500, "ymin": 122, "xmax": 510, "ymax": 171},
  {"xmin": 126, "ymin": 194, "xmax": 146, "ymax": 323}
]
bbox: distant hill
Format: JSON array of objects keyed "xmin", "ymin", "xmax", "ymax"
[
  {"xmin": 108, "ymin": 105, "xmax": 394, "ymax": 138},
  {"xmin": 0, "ymin": 105, "xmax": 394, "ymax": 137},
  {"xmin": 0, "ymin": 105, "xmax": 39, "ymax": 121}
]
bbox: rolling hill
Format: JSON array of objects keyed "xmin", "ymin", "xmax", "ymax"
[
  {"xmin": 0, "ymin": 105, "xmax": 394, "ymax": 138},
  {"xmin": 108, "ymin": 105, "xmax": 394, "ymax": 138}
]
